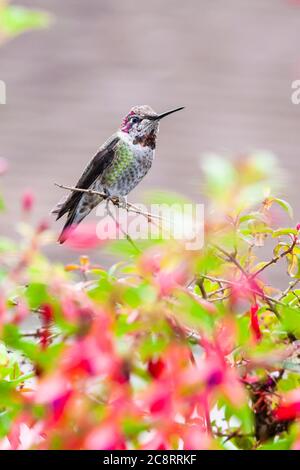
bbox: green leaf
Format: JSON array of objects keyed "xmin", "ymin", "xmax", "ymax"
[
  {"xmin": 237, "ymin": 315, "xmax": 252, "ymax": 344},
  {"xmin": 0, "ymin": 6, "xmax": 51, "ymax": 35},
  {"xmin": 122, "ymin": 417, "xmax": 149, "ymax": 438},
  {"xmin": 278, "ymin": 372, "xmax": 300, "ymax": 391},
  {"xmin": 258, "ymin": 433, "xmax": 295, "ymax": 450},
  {"xmin": 123, "ymin": 283, "xmax": 157, "ymax": 308},
  {"xmin": 239, "ymin": 212, "xmax": 266, "ymax": 224},
  {"xmin": 270, "ymin": 198, "xmax": 294, "ymax": 219},
  {"xmin": 0, "ymin": 237, "xmax": 17, "ymax": 253},
  {"xmin": 0, "ymin": 196, "xmax": 5, "ymax": 211},
  {"xmin": 281, "ymin": 305, "xmax": 300, "ymax": 337},
  {"xmin": 0, "ymin": 343, "xmax": 9, "ymax": 367},
  {"xmin": 241, "ymin": 226, "xmax": 272, "ymax": 235},
  {"xmin": 0, "ymin": 409, "xmax": 20, "ymax": 438},
  {"xmin": 107, "ymin": 238, "xmax": 162, "ymax": 258},
  {"xmin": 139, "ymin": 334, "xmax": 169, "ymax": 360},
  {"xmin": 287, "ymin": 253, "xmax": 299, "ymax": 278},
  {"xmin": 272, "ymin": 228, "xmax": 298, "ymax": 237},
  {"xmin": 142, "ymin": 190, "xmax": 191, "ymax": 206},
  {"xmin": 219, "ymin": 399, "xmax": 254, "ymax": 435},
  {"xmin": 25, "ymin": 283, "xmax": 48, "ymax": 309},
  {"xmin": 116, "ymin": 315, "xmax": 143, "ymax": 337},
  {"xmin": 88, "ymin": 276, "xmax": 113, "ymax": 303},
  {"xmin": 232, "ymin": 436, "xmax": 254, "ymax": 450},
  {"xmin": 201, "ymin": 154, "xmax": 237, "ymax": 197},
  {"xmin": 176, "ymin": 291, "xmax": 216, "ymax": 331},
  {"xmin": 273, "ymin": 242, "xmax": 289, "ymax": 257}
]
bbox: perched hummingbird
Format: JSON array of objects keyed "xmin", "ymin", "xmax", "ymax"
[{"xmin": 53, "ymin": 105, "xmax": 184, "ymax": 243}]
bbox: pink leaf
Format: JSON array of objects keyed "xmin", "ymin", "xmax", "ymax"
[
  {"xmin": 63, "ymin": 223, "xmax": 109, "ymax": 250},
  {"xmin": 35, "ymin": 372, "xmax": 69, "ymax": 404},
  {"xmin": 0, "ymin": 158, "xmax": 8, "ymax": 175},
  {"xmin": 21, "ymin": 190, "xmax": 35, "ymax": 213},
  {"xmin": 85, "ymin": 423, "xmax": 126, "ymax": 450}
]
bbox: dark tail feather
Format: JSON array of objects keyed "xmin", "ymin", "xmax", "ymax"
[
  {"xmin": 57, "ymin": 194, "xmax": 103, "ymax": 244},
  {"xmin": 51, "ymin": 196, "xmax": 69, "ymax": 221},
  {"xmin": 58, "ymin": 210, "xmax": 77, "ymax": 244},
  {"xmin": 58, "ymin": 205, "xmax": 88, "ymax": 244}
]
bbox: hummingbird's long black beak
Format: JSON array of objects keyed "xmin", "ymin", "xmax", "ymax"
[{"xmin": 150, "ymin": 106, "xmax": 185, "ymax": 121}]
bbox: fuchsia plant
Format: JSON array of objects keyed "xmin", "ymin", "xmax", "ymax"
[{"xmin": 1, "ymin": 153, "xmax": 300, "ymax": 450}]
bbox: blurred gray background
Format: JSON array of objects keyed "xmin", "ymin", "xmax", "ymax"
[{"xmin": 0, "ymin": 0, "xmax": 300, "ymax": 263}]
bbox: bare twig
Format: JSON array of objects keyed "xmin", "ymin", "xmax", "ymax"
[
  {"xmin": 279, "ymin": 279, "xmax": 300, "ymax": 301},
  {"xmin": 213, "ymin": 430, "xmax": 254, "ymax": 442},
  {"xmin": 211, "ymin": 243, "xmax": 248, "ymax": 277},
  {"xmin": 198, "ymin": 274, "xmax": 285, "ymax": 307},
  {"xmin": 195, "ymin": 277, "xmax": 207, "ymax": 299},
  {"xmin": 105, "ymin": 200, "xmax": 141, "ymax": 254},
  {"xmin": 55, "ymin": 183, "xmax": 164, "ymax": 222},
  {"xmin": 250, "ymin": 236, "xmax": 298, "ymax": 280}
]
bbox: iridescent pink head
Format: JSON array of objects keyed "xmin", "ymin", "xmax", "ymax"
[{"xmin": 120, "ymin": 105, "xmax": 184, "ymax": 145}]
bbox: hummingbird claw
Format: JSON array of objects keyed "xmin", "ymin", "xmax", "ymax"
[
  {"xmin": 117, "ymin": 196, "xmax": 128, "ymax": 209},
  {"xmin": 103, "ymin": 188, "xmax": 111, "ymax": 198}
]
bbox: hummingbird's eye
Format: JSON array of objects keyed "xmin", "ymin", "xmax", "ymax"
[{"xmin": 130, "ymin": 116, "xmax": 140, "ymax": 124}]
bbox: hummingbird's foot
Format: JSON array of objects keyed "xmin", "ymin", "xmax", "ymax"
[
  {"xmin": 117, "ymin": 196, "xmax": 128, "ymax": 209},
  {"xmin": 103, "ymin": 189, "xmax": 127, "ymax": 208},
  {"xmin": 103, "ymin": 188, "xmax": 111, "ymax": 199},
  {"xmin": 103, "ymin": 188, "xmax": 113, "ymax": 212}
]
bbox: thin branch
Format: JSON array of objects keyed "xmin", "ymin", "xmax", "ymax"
[
  {"xmin": 279, "ymin": 278, "xmax": 300, "ymax": 301},
  {"xmin": 209, "ymin": 293, "xmax": 232, "ymax": 302},
  {"xmin": 20, "ymin": 331, "xmax": 40, "ymax": 338},
  {"xmin": 213, "ymin": 429, "xmax": 254, "ymax": 443},
  {"xmin": 55, "ymin": 183, "xmax": 164, "ymax": 222},
  {"xmin": 195, "ymin": 277, "xmax": 207, "ymax": 299},
  {"xmin": 198, "ymin": 274, "xmax": 285, "ymax": 307},
  {"xmin": 207, "ymin": 286, "xmax": 230, "ymax": 299},
  {"xmin": 105, "ymin": 201, "xmax": 141, "ymax": 254},
  {"xmin": 211, "ymin": 243, "xmax": 248, "ymax": 277},
  {"xmin": 9, "ymin": 299, "xmax": 44, "ymax": 316},
  {"xmin": 250, "ymin": 236, "xmax": 298, "ymax": 280}
]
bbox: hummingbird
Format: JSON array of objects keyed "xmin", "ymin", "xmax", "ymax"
[{"xmin": 52, "ymin": 105, "xmax": 184, "ymax": 243}]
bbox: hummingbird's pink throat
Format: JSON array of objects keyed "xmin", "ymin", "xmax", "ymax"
[{"xmin": 121, "ymin": 111, "xmax": 135, "ymax": 133}]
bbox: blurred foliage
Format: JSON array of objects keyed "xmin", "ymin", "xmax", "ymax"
[
  {"xmin": 1, "ymin": 152, "xmax": 300, "ymax": 449},
  {"xmin": 0, "ymin": 0, "xmax": 50, "ymax": 45}
]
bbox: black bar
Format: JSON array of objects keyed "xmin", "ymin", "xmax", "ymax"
[{"xmin": 0, "ymin": 450, "xmax": 297, "ymax": 466}]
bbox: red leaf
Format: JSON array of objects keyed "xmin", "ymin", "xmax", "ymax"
[
  {"xmin": 51, "ymin": 391, "xmax": 73, "ymax": 423},
  {"xmin": 250, "ymin": 304, "xmax": 262, "ymax": 342},
  {"xmin": 148, "ymin": 358, "xmax": 165, "ymax": 379},
  {"xmin": 274, "ymin": 402, "xmax": 300, "ymax": 420},
  {"xmin": 40, "ymin": 304, "xmax": 53, "ymax": 325},
  {"xmin": 274, "ymin": 390, "xmax": 300, "ymax": 420}
]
